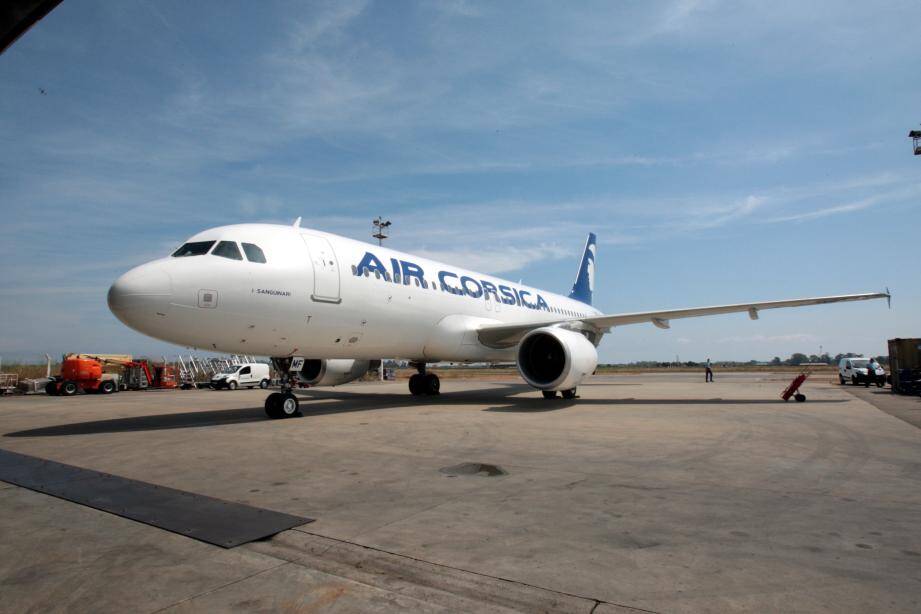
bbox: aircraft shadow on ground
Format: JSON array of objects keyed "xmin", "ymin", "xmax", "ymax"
[{"xmin": 3, "ymin": 384, "xmax": 845, "ymax": 437}]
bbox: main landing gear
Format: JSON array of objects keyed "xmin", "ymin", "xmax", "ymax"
[
  {"xmin": 265, "ymin": 357, "xmax": 300, "ymax": 419},
  {"xmin": 542, "ymin": 388, "xmax": 577, "ymax": 399},
  {"xmin": 408, "ymin": 362, "xmax": 440, "ymax": 396}
]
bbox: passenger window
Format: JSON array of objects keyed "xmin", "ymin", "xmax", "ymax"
[
  {"xmin": 239, "ymin": 366, "xmax": 250, "ymax": 375},
  {"xmin": 242, "ymin": 243, "xmax": 267, "ymax": 263},
  {"xmin": 212, "ymin": 241, "xmax": 243, "ymax": 260},
  {"xmin": 172, "ymin": 241, "xmax": 215, "ymax": 257}
]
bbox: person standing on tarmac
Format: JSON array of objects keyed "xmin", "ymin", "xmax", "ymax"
[
  {"xmin": 865, "ymin": 357, "xmax": 878, "ymax": 388},
  {"xmin": 705, "ymin": 358, "xmax": 714, "ymax": 383}
]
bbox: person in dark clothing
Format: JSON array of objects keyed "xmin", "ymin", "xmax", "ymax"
[
  {"xmin": 865, "ymin": 357, "xmax": 878, "ymax": 388},
  {"xmin": 705, "ymin": 358, "xmax": 714, "ymax": 382}
]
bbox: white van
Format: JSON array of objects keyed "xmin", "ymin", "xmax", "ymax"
[
  {"xmin": 838, "ymin": 357, "xmax": 884, "ymax": 386},
  {"xmin": 210, "ymin": 363, "xmax": 271, "ymax": 390}
]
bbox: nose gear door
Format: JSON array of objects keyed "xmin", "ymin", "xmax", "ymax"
[{"xmin": 301, "ymin": 234, "xmax": 341, "ymax": 303}]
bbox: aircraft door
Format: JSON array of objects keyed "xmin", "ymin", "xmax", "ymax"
[{"xmin": 301, "ymin": 234, "xmax": 341, "ymax": 303}]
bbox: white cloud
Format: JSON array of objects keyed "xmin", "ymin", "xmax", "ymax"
[{"xmin": 415, "ymin": 244, "xmax": 572, "ymax": 275}]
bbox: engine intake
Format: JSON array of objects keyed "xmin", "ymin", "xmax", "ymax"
[
  {"xmin": 296, "ymin": 359, "xmax": 376, "ymax": 387},
  {"xmin": 516, "ymin": 327, "xmax": 597, "ymax": 391}
]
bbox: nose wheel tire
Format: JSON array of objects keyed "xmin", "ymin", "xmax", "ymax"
[
  {"xmin": 561, "ymin": 388, "xmax": 577, "ymax": 399},
  {"xmin": 265, "ymin": 391, "xmax": 300, "ymax": 419}
]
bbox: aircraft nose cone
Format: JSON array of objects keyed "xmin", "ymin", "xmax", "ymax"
[{"xmin": 108, "ymin": 263, "xmax": 173, "ymax": 329}]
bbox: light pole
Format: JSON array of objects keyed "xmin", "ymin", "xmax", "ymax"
[
  {"xmin": 372, "ymin": 217, "xmax": 392, "ymax": 381},
  {"xmin": 372, "ymin": 216, "xmax": 391, "ymax": 246}
]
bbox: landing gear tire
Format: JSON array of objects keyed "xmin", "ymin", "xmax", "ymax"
[
  {"xmin": 265, "ymin": 392, "xmax": 299, "ymax": 419},
  {"xmin": 408, "ymin": 373, "xmax": 424, "ymax": 396},
  {"xmin": 265, "ymin": 392, "xmax": 282, "ymax": 417},
  {"xmin": 423, "ymin": 373, "xmax": 440, "ymax": 395},
  {"xmin": 228, "ymin": 380, "xmax": 238, "ymax": 390},
  {"xmin": 409, "ymin": 372, "xmax": 440, "ymax": 396},
  {"xmin": 60, "ymin": 381, "xmax": 78, "ymax": 396},
  {"xmin": 259, "ymin": 379, "xmax": 270, "ymax": 390},
  {"xmin": 794, "ymin": 393, "xmax": 806, "ymax": 402},
  {"xmin": 99, "ymin": 380, "xmax": 116, "ymax": 395},
  {"xmin": 542, "ymin": 390, "xmax": 558, "ymax": 399},
  {"xmin": 561, "ymin": 388, "xmax": 577, "ymax": 399}
]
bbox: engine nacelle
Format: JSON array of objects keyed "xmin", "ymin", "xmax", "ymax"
[
  {"xmin": 296, "ymin": 359, "xmax": 376, "ymax": 387},
  {"xmin": 516, "ymin": 327, "xmax": 598, "ymax": 391}
]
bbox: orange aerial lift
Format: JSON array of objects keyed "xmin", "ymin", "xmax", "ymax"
[{"xmin": 46, "ymin": 354, "xmax": 178, "ymax": 396}]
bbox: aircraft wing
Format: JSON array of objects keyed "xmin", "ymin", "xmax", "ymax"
[{"xmin": 477, "ymin": 291, "xmax": 890, "ymax": 348}]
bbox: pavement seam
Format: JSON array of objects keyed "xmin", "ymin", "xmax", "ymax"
[
  {"xmin": 290, "ymin": 528, "xmax": 660, "ymax": 614},
  {"xmin": 147, "ymin": 560, "xmax": 290, "ymax": 613}
]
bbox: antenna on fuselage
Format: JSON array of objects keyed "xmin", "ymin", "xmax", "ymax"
[{"xmin": 292, "ymin": 216, "xmax": 302, "ymax": 228}]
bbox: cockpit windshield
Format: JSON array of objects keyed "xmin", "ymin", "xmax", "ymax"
[
  {"xmin": 242, "ymin": 243, "xmax": 267, "ymax": 263},
  {"xmin": 212, "ymin": 240, "xmax": 243, "ymax": 260},
  {"xmin": 172, "ymin": 241, "xmax": 215, "ymax": 257}
]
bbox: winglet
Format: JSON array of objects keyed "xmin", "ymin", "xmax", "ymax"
[
  {"xmin": 886, "ymin": 286, "xmax": 891, "ymax": 309},
  {"xmin": 293, "ymin": 216, "xmax": 302, "ymax": 228},
  {"xmin": 568, "ymin": 233, "xmax": 596, "ymax": 306}
]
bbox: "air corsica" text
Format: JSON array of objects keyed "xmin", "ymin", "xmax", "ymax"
[{"xmin": 354, "ymin": 251, "xmax": 549, "ymax": 310}]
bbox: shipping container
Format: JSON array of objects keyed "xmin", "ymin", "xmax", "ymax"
[{"xmin": 888, "ymin": 338, "xmax": 921, "ymax": 394}]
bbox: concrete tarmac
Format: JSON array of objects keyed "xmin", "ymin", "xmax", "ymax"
[{"xmin": 1, "ymin": 373, "xmax": 920, "ymax": 613}]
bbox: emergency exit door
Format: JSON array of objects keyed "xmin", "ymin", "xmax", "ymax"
[{"xmin": 302, "ymin": 234, "xmax": 341, "ymax": 303}]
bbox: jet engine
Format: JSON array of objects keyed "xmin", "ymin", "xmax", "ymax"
[
  {"xmin": 516, "ymin": 327, "xmax": 598, "ymax": 391},
  {"xmin": 296, "ymin": 359, "xmax": 377, "ymax": 387}
]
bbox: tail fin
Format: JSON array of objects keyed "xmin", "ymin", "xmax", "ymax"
[{"xmin": 568, "ymin": 233, "xmax": 596, "ymax": 305}]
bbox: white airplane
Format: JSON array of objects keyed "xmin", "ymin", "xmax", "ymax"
[{"xmin": 108, "ymin": 221, "xmax": 889, "ymax": 418}]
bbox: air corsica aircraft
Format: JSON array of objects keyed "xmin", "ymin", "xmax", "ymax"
[{"xmin": 107, "ymin": 220, "xmax": 889, "ymax": 418}]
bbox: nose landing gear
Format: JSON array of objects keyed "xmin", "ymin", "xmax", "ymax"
[
  {"xmin": 408, "ymin": 362, "xmax": 440, "ymax": 396},
  {"xmin": 265, "ymin": 357, "xmax": 301, "ymax": 419}
]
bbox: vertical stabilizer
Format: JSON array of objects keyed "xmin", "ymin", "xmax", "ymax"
[{"xmin": 568, "ymin": 233, "xmax": 596, "ymax": 305}]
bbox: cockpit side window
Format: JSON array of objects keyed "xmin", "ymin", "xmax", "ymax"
[
  {"xmin": 172, "ymin": 241, "xmax": 215, "ymax": 257},
  {"xmin": 242, "ymin": 243, "xmax": 267, "ymax": 263},
  {"xmin": 212, "ymin": 240, "xmax": 243, "ymax": 261}
]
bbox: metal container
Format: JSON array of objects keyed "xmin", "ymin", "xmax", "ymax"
[{"xmin": 888, "ymin": 338, "xmax": 921, "ymax": 393}]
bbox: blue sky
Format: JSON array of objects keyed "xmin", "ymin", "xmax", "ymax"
[{"xmin": 1, "ymin": 0, "xmax": 918, "ymax": 363}]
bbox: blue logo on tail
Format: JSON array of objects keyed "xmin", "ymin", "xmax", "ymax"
[{"xmin": 568, "ymin": 233, "xmax": 596, "ymax": 306}]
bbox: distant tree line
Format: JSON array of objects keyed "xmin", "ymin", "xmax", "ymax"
[
  {"xmin": 770, "ymin": 352, "xmax": 888, "ymax": 366},
  {"xmin": 600, "ymin": 352, "xmax": 888, "ymax": 368}
]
